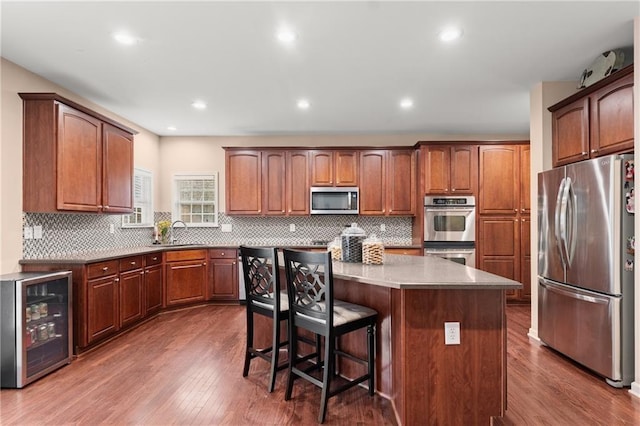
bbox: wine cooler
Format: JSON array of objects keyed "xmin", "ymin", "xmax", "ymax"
[{"xmin": 1, "ymin": 271, "xmax": 73, "ymax": 388}]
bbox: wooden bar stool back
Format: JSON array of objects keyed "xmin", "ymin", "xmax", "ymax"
[
  {"xmin": 240, "ymin": 246, "xmax": 288, "ymax": 392},
  {"xmin": 282, "ymin": 249, "xmax": 377, "ymax": 423}
]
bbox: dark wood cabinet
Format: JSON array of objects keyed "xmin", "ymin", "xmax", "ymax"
[
  {"xmin": 359, "ymin": 149, "xmax": 416, "ymax": 216},
  {"xmin": 144, "ymin": 253, "xmax": 163, "ymax": 316},
  {"xmin": 478, "ymin": 143, "xmax": 530, "ymax": 303},
  {"xmin": 20, "ymin": 93, "xmax": 135, "ymax": 213},
  {"xmin": 86, "ymin": 260, "xmax": 120, "ymax": 345},
  {"xmin": 310, "ymin": 150, "xmax": 358, "ymax": 186},
  {"xmin": 165, "ymin": 250, "xmax": 208, "ymax": 307},
  {"xmin": 225, "ymin": 150, "xmax": 262, "ymax": 215},
  {"xmin": 118, "ymin": 256, "xmax": 144, "ymax": 328},
  {"xmin": 209, "ymin": 249, "xmax": 238, "ymax": 301},
  {"xmin": 550, "ymin": 66, "xmax": 633, "ymax": 167},
  {"xmin": 423, "ymin": 144, "xmax": 477, "ymax": 195},
  {"xmin": 286, "ymin": 151, "xmax": 310, "ymax": 215},
  {"xmin": 262, "ymin": 150, "xmax": 286, "ymax": 215}
]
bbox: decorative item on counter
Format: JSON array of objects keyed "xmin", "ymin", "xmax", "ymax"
[
  {"xmin": 341, "ymin": 223, "xmax": 367, "ymax": 263},
  {"xmin": 362, "ymin": 234, "xmax": 384, "ymax": 265},
  {"xmin": 157, "ymin": 220, "xmax": 171, "ymax": 244},
  {"xmin": 328, "ymin": 237, "xmax": 342, "ymax": 261}
]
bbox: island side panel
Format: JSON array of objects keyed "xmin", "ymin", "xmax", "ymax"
[{"xmin": 402, "ymin": 288, "xmax": 505, "ymax": 425}]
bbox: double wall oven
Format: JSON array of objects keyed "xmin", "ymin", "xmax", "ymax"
[{"xmin": 423, "ymin": 196, "xmax": 476, "ymax": 266}]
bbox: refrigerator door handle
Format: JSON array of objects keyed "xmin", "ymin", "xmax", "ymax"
[
  {"xmin": 554, "ymin": 177, "xmax": 567, "ymax": 266},
  {"xmin": 564, "ymin": 177, "xmax": 577, "ymax": 264},
  {"xmin": 539, "ymin": 279, "xmax": 610, "ymax": 305}
]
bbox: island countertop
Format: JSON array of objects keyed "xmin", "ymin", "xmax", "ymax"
[{"xmin": 326, "ymin": 253, "xmax": 521, "ymax": 290}]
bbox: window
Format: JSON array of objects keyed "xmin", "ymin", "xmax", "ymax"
[
  {"xmin": 122, "ymin": 168, "xmax": 153, "ymax": 227},
  {"xmin": 173, "ymin": 173, "xmax": 218, "ymax": 227}
]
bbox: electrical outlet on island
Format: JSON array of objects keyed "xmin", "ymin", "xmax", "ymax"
[{"xmin": 444, "ymin": 322, "xmax": 460, "ymax": 345}]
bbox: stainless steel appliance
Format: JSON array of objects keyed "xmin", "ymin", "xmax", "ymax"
[
  {"xmin": 424, "ymin": 195, "xmax": 476, "ymax": 266},
  {"xmin": 1, "ymin": 271, "xmax": 73, "ymax": 388},
  {"xmin": 310, "ymin": 187, "xmax": 359, "ymax": 214},
  {"xmin": 538, "ymin": 154, "xmax": 634, "ymax": 387}
]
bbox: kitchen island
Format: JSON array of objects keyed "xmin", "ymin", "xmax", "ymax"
[{"xmin": 298, "ymin": 253, "xmax": 521, "ymax": 426}]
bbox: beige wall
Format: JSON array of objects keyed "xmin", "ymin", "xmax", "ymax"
[{"xmin": 0, "ymin": 58, "xmax": 161, "ymax": 274}]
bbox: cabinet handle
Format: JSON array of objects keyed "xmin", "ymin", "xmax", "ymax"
[
  {"xmin": 115, "ymin": 278, "xmax": 120, "ymax": 282},
  {"xmin": 140, "ymin": 271, "xmax": 144, "ymax": 275},
  {"xmin": 514, "ymin": 209, "xmax": 518, "ymax": 212},
  {"xmin": 233, "ymin": 262, "xmax": 236, "ymax": 266},
  {"xmin": 282, "ymin": 210, "xmax": 285, "ymax": 213},
  {"xmin": 152, "ymin": 257, "xmax": 158, "ymax": 261},
  {"xmin": 451, "ymin": 188, "xmax": 455, "ymax": 192},
  {"xmin": 203, "ymin": 262, "xmax": 207, "ymax": 266},
  {"xmin": 582, "ymin": 151, "xmax": 588, "ymax": 155},
  {"xmin": 104, "ymin": 205, "xmax": 109, "ymax": 209},
  {"xmin": 130, "ymin": 261, "xmax": 136, "ymax": 265},
  {"xmin": 102, "ymin": 266, "xmax": 109, "ymax": 271}
]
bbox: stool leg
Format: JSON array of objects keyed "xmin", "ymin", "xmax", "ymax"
[
  {"xmin": 243, "ymin": 310, "xmax": 253, "ymax": 377},
  {"xmin": 367, "ymin": 323, "xmax": 375, "ymax": 396},
  {"xmin": 318, "ymin": 334, "xmax": 334, "ymax": 424},
  {"xmin": 268, "ymin": 316, "xmax": 280, "ymax": 393},
  {"xmin": 285, "ymin": 326, "xmax": 297, "ymax": 401}
]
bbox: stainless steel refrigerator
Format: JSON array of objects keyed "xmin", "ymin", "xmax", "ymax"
[{"xmin": 538, "ymin": 154, "xmax": 634, "ymax": 387}]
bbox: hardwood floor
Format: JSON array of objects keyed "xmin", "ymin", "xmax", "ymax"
[{"xmin": 2, "ymin": 304, "xmax": 640, "ymax": 425}]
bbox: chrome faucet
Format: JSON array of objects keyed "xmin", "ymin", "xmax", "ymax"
[{"xmin": 170, "ymin": 220, "xmax": 187, "ymax": 244}]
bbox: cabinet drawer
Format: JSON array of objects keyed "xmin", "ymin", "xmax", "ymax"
[
  {"xmin": 144, "ymin": 253, "xmax": 162, "ymax": 267},
  {"xmin": 87, "ymin": 260, "xmax": 119, "ymax": 279},
  {"xmin": 119, "ymin": 256, "xmax": 143, "ymax": 272},
  {"xmin": 165, "ymin": 249, "xmax": 207, "ymax": 262},
  {"xmin": 209, "ymin": 248, "xmax": 238, "ymax": 259}
]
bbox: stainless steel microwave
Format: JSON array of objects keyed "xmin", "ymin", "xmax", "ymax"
[{"xmin": 310, "ymin": 187, "xmax": 359, "ymax": 214}]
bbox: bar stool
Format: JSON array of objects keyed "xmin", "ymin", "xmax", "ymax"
[
  {"xmin": 240, "ymin": 246, "xmax": 289, "ymax": 392},
  {"xmin": 282, "ymin": 249, "xmax": 377, "ymax": 424}
]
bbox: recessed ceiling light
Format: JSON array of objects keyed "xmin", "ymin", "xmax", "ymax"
[
  {"xmin": 439, "ymin": 27, "xmax": 463, "ymax": 42},
  {"xmin": 400, "ymin": 98, "xmax": 414, "ymax": 110},
  {"xmin": 297, "ymin": 99, "xmax": 310, "ymax": 110},
  {"xmin": 277, "ymin": 28, "xmax": 297, "ymax": 44},
  {"xmin": 167, "ymin": 126, "xmax": 177, "ymax": 131},
  {"xmin": 113, "ymin": 32, "xmax": 139, "ymax": 45},
  {"xmin": 191, "ymin": 101, "xmax": 207, "ymax": 110}
]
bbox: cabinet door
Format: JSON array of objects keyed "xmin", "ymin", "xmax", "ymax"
[
  {"xmin": 210, "ymin": 258, "xmax": 238, "ymax": 300},
  {"xmin": 359, "ymin": 150, "xmax": 386, "ymax": 215},
  {"xmin": 423, "ymin": 146, "xmax": 450, "ymax": 194},
  {"xmin": 479, "ymin": 146, "xmax": 519, "ymax": 215},
  {"xmin": 165, "ymin": 260, "xmax": 207, "ymax": 306},
  {"xmin": 144, "ymin": 265, "xmax": 163, "ymax": 315},
  {"xmin": 310, "ymin": 151, "xmax": 334, "ymax": 186},
  {"xmin": 590, "ymin": 72, "xmax": 634, "ymax": 157},
  {"xmin": 477, "ymin": 217, "xmax": 520, "ymax": 300},
  {"xmin": 450, "ymin": 145, "xmax": 477, "ymax": 194},
  {"xmin": 387, "ymin": 149, "xmax": 416, "ymax": 215},
  {"xmin": 552, "ymin": 98, "xmax": 590, "ymax": 167},
  {"xmin": 226, "ymin": 150, "xmax": 262, "ymax": 214},
  {"xmin": 102, "ymin": 124, "xmax": 134, "ymax": 213},
  {"xmin": 286, "ymin": 151, "xmax": 310, "ymax": 215},
  {"xmin": 262, "ymin": 151, "xmax": 286, "ymax": 215},
  {"xmin": 87, "ymin": 276, "xmax": 119, "ymax": 344},
  {"xmin": 57, "ymin": 103, "xmax": 102, "ymax": 212},
  {"xmin": 519, "ymin": 145, "xmax": 530, "ymax": 215},
  {"xmin": 334, "ymin": 150, "xmax": 359, "ymax": 186},
  {"xmin": 119, "ymin": 269, "xmax": 144, "ymax": 328}
]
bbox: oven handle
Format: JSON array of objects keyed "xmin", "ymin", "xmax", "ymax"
[
  {"xmin": 424, "ymin": 207, "xmax": 475, "ymax": 213},
  {"xmin": 425, "ymin": 249, "xmax": 475, "ymax": 254}
]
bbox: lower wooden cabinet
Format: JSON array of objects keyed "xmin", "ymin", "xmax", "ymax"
[
  {"xmin": 209, "ymin": 248, "xmax": 238, "ymax": 301},
  {"xmin": 87, "ymin": 274, "xmax": 119, "ymax": 345},
  {"xmin": 144, "ymin": 253, "xmax": 163, "ymax": 315},
  {"xmin": 165, "ymin": 250, "xmax": 208, "ymax": 307},
  {"xmin": 119, "ymin": 256, "xmax": 144, "ymax": 328}
]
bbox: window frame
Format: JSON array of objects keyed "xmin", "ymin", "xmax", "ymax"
[
  {"xmin": 172, "ymin": 172, "xmax": 219, "ymax": 227},
  {"xmin": 121, "ymin": 167, "xmax": 154, "ymax": 228}
]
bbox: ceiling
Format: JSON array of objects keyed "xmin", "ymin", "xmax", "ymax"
[{"xmin": 1, "ymin": 1, "xmax": 637, "ymax": 137}]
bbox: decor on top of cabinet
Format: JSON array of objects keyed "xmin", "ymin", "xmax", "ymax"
[{"xmin": 579, "ymin": 49, "xmax": 632, "ymax": 89}]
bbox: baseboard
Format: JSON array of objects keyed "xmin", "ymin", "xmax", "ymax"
[{"xmin": 629, "ymin": 382, "xmax": 640, "ymax": 398}]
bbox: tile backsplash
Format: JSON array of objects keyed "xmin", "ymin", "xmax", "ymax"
[{"xmin": 22, "ymin": 212, "xmax": 413, "ymax": 258}]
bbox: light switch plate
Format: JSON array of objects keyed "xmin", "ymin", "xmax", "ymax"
[
  {"xmin": 109, "ymin": 224, "xmax": 115, "ymax": 234},
  {"xmin": 444, "ymin": 322, "xmax": 460, "ymax": 345},
  {"xmin": 33, "ymin": 225, "xmax": 43, "ymax": 239},
  {"xmin": 221, "ymin": 224, "xmax": 232, "ymax": 233},
  {"xmin": 24, "ymin": 226, "xmax": 33, "ymax": 240},
  {"xmin": 289, "ymin": 224, "xmax": 296, "ymax": 232}
]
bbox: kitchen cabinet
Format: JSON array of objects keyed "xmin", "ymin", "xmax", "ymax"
[
  {"xmin": 310, "ymin": 150, "xmax": 359, "ymax": 187},
  {"xmin": 208, "ymin": 249, "xmax": 238, "ymax": 301},
  {"xmin": 144, "ymin": 253, "xmax": 163, "ymax": 316},
  {"xmin": 165, "ymin": 249, "xmax": 208, "ymax": 307},
  {"xmin": 286, "ymin": 151, "xmax": 310, "ymax": 215},
  {"xmin": 225, "ymin": 150, "xmax": 262, "ymax": 215},
  {"xmin": 118, "ymin": 256, "xmax": 144, "ymax": 328},
  {"xmin": 359, "ymin": 149, "xmax": 416, "ymax": 216},
  {"xmin": 422, "ymin": 144, "xmax": 477, "ymax": 194},
  {"xmin": 550, "ymin": 66, "xmax": 634, "ymax": 167},
  {"xmin": 86, "ymin": 260, "xmax": 120, "ymax": 345},
  {"xmin": 20, "ymin": 93, "xmax": 135, "ymax": 214},
  {"xmin": 385, "ymin": 247, "xmax": 422, "ymax": 256},
  {"xmin": 262, "ymin": 150, "xmax": 286, "ymax": 215},
  {"xmin": 477, "ymin": 142, "xmax": 530, "ymax": 303}
]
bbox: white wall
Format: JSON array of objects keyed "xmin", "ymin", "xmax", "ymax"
[{"xmin": 0, "ymin": 58, "xmax": 161, "ymax": 274}]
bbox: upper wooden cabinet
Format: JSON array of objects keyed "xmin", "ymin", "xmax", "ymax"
[
  {"xmin": 478, "ymin": 144, "xmax": 529, "ymax": 215},
  {"xmin": 550, "ymin": 66, "xmax": 634, "ymax": 167},
  {"xmin": 422, "ymin": 144, "xmax": 477, "ymax": 195},
  {"xmin": 20, "ymin": 93, "xmax": 135, "ymax": 214},
  {"xmin": 310, "ymin": 150, "xmax": 359, "ymax": 186},
  {"xmin": 359, "ymin": 149, "xmax": 416, "ymax": 216},
  {"xmin": 225, "ymin": 149, "xmax": 309, "ymax": 216}
]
